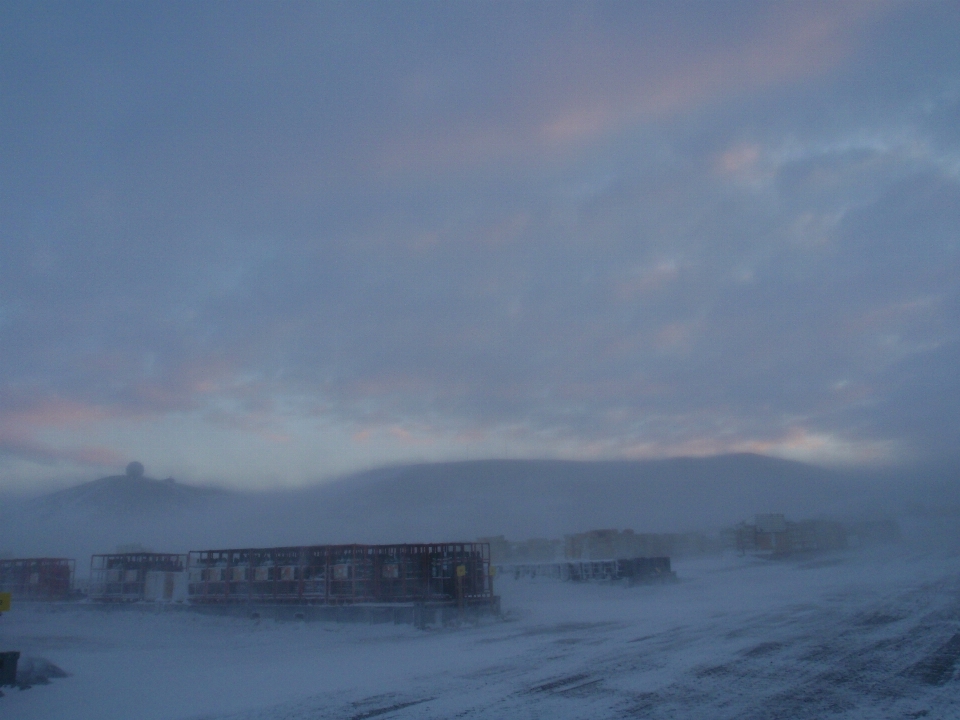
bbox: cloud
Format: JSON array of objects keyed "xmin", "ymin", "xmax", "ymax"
[
  {"xmin": 378, "ymin": 2, "xmax": 888, "ymax": 170},
  {"xmin": 0, "ymin": 432, "xmax": 122, "ymax": 468},
  {"xmin": 1, "ymin": 1, "xmax": 959, "ymax": 487},
  {"xmin": 0, "ymin": 423, "xmax": 122, "ymax": 471}
]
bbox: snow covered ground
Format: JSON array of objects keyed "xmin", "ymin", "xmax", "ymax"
[{"xmin": 2, "ymin": 544, "xmax": 960, "ymax": 719}]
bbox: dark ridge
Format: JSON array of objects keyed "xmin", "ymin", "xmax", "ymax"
[
  {"xmin": 34, "ymin": 473, "xmax": 226, "ymax": 515},
  {"xmin": 0, "ymin": 453, "xmax": 908, "ymax": 561}
]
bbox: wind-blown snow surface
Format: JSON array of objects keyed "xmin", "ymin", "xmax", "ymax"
[{"xmin": 3, "ymin": 539, "xmax": 960, "ymax": 719}]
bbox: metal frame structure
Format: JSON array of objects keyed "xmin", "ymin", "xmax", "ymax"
[
  {"xmin": 0, "ymin": 558, "xmax": 74, "ymax": 601},
  {"xmin": 89, "ymin": 553, "xmax": 187, "ymax": 602},
  {"xmin": 187, "ymin": 543, "xmax": 495, "ymax": 606}
]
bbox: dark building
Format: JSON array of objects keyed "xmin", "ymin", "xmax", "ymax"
[
  {"xmin": 0, "ymin": 558, "xmax": 75, "ymax": 601},
  {"xmin": 187, "ymin": 543, "xmax": 496, "ymax": 607}
]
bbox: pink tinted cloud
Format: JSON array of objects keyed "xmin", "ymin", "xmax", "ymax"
[
  {"xmin": 119, "ymin": 356, "xmax": 244, "ymax": 416},
  {"xmin": 0, "ymin": 354, "xmax": 264, "ymax": 467},
  {"xmin": 615, "ymin": 426, "xmax": 895, "ymax": 467},
  {"xmin": 540, "ymin": 2, "xmax": 885, "ymax": 144},
  {"xmin": 614, "ymin": 261, "xmax": 681, "ymax": 301},
  {"xmin": 70, "ymin": 445, "xmax": 126, "ymax": 466},
  {"xmin": 388, "ymin": 424, "xmax": 438, "ymax": 447},
  {"xmin": 0, "ymin": 393, "xmax": 120, "ymax": 467},
  {"xmin": 0, "ymin": 394, "xmax": 109, "ymax": 430},
  {"xmin": 654, "ymin": 321, "xmax": 697, "ymax": 354},
  {"xmin": 381, "ymin": 3, "xmax": 888, "ymax": 171},
  {"xmin": 0, "ymin": 428, "xmax": 123, "ymax": 468},
  {"xmin": 717, "ymin": 144, "xmax": 762, "ymax": 175},
  {"xmin": 352, "ymin": 428, "xmax": 373, "ymax": 443}
]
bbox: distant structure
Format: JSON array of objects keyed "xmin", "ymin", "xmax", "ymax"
[
  {"xmin": 479, "ymin": 530, "xmax": 713, "ymax": 564},
  {"xmin": 563, "ymin": 529, "xmax": 712, "ymax": 560},
  {"xmin": 733, "ymin": 514, "xmax": 847, "ymax": 556},
  {"xmin": 0, "ymin": 558, "xmax": 75, "ymax": 600},
  {"xmin": 125, "ymin": 461, "xmax": 145, "ymax": 479},
  {"xmin": 187, "ymin": 543, "xmax": 496, "ymax": 609},
  {"xmin": 90, "ymin": 553, "xmax": 187, "ymax": 602},
  {"xmin": 478, "ymin": 536, "xmax": 560, "ymax": 563},
  {"xmin": 498, "ymin": 556, "xmax": 674, "ymax": 584}
]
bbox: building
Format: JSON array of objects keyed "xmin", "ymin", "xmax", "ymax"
[
  {"xmin": 563, "ymin": 529, "xmax": 713, "ymax": 560},
  {"xmin": 477, "ymin": 535, "xmax": 561, "ymax": 563},
  {"xmin": 186, "ymin": 543, "xmax": 496, "ymax": 607},
  {"xmin": 500, "ymin": 556, "xmax": 674, "ymax": 584},
  {"xmin": 734, "ymin": 514, "xmax": 848, "ymax": 556},
  {"xmin": 89, "ymin": 553, "xmax": 187, "ymax": 602},
  {"xmin": 0, "ymin": 558, "xmax": 74, "ymax": 601}
]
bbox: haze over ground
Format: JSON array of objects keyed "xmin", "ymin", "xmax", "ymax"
[
  {"xmin": 1, "ymin": 2, "xmax": 959, "ymax": 494},
  {"xmin": 2, "ymin": 454, "xmax": 958, "ymax": 566},
  {"xmin": 4, "ymin": 8, "xmax": 960, "ymax": 717}
]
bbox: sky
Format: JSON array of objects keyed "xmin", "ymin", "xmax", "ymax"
[{"xmin": 1, "ymin": 1, "xmax": 959, "ymax": 491}]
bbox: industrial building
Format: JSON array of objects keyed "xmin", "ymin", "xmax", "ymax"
[
  {"xmin": 734, "ymin": 514, "xmax": 848, "ymax": 556},
  {"xmin": 89, "ymin": 553, "xmax": 187, "ymax": 602},
  {"xmin": 0, "ymin": 558, "xmax": 75, "ymax": 601},
  {"xmin": 564, "ymin": 529, "xmax": 712, "ymax": 560},
  {"xmin": 480, "ymin": 529, "xmax": 710, "ymax": 565},
  {"xmin": 187, "ymin": 542, "xmax": 496, "ymax": 608},
  {"xmin": 478, "ymin": 535, "xmax": 561, "ymax": 564},
  {"xmin": 498, "ymin": 556, "xmax": 674, "ymax": 584}
]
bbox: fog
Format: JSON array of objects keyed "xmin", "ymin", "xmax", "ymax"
[
  {"xmin": 3, "ymin": 457, "xmax": 960, "ymax": 718},
  {"xmin": 4, "ymin": 0, "xmax": 960, "ymax": 717},
  {"xmin": 4, "ymin": 455, "xmax": 958, "ymax": 565}
]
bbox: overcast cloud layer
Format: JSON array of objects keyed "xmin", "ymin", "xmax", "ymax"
[{"xmin": 2, "ymin": 1, "xmax": 959, "ymax": 490}]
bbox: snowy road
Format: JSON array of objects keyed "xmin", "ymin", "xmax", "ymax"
[{"xmin": 3, "ymin": 546, "xmax": 960, "ymax": 719}]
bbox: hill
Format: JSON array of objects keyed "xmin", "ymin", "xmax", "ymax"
[
  {"xmin": 36, "ymin": 472, "xmax": 225, "ymax": 515},
  {"xmin": 0, "ymin": 454, "xmax": 897, "ymax": 563}
]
